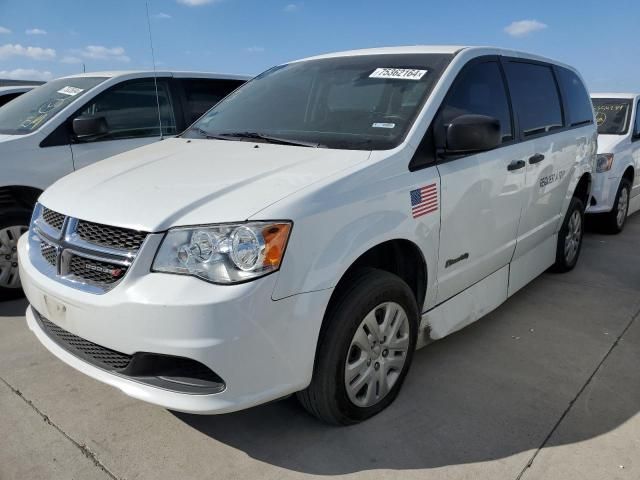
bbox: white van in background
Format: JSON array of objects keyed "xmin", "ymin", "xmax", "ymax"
[
  {"xmin": 19, "ymin": 46, "xmax": 596, "ymax": 424},
  {"xmin": 0, "ymin": 85, "xmax": 38, "ymax": 108},
  {"xmin": 589, "ymin": 94, "xmax": 640, "ymax": 232},
  {"xmin": 0, "ymin": 71, "xmax": 248, "ymax": 298}
]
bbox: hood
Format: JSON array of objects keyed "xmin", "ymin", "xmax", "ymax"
[
  {"xmin": 0, "ymin": 134, "xmax": 20, "ymax": 144},
  {"xmin": 40, "ymin": 138, "xmax": 371, "ymax": 231},
  {"xmin": 597, "ymin": 134, "xmax": 626, "ymax": 154}
]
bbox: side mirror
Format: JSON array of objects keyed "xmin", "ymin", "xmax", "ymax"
[
  {"xmin": 73, "ymin": 116, "xmax": 108, "ymax": 138},
  {"xmin": 445, "ymin": 114, "xmax": 501, "ymax": 154}
]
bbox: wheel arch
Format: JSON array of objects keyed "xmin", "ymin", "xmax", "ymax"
[
  {"xmin": 0, "ymin": 185, "xmax": 42, "ymax": 213},
  {"xmin": 622, "ymin": 165, "xmax": 634, "ymax": 184},
  {"xmin": 573, "ymin": 172, "xmax": 592, "ymax": 206}
]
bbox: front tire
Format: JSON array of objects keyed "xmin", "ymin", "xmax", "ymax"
[
  {"xmin": 551, "ymin": 196, "xmax": 584, "ymax": 273},
  {"xmin": 297, "ymin": 268, "xmax": 419, "ymax": 425},
  {"xmin": 0, "ymin": 210, "xmax": 30, "ymax": 301},
  {"xmin": 602, "ymin": 178, "xmax": 631, "ymax": 234}
]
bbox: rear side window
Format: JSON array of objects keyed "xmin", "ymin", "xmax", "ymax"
[
  {"xmin": 0, "ymin": 92, "xmax": 23, "ymax": 108},
  {"xmin": 180, "ymin": 79, "xmax": 244, "ymax": 125},
  {"xmin": 557, "ymin": 68, "xmax": 593, "ymax": 126},
  {"xmin": 505, "ymin": 62, "xmax": 563, "ymax": 137},
  {"xmin": 436, "ymin": 60, "xmax": 513, "ymax": 143}
]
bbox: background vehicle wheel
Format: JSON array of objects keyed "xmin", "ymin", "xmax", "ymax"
[
  {"xmin": 297, "ymin": 268, "xmax": 419, "ymax": 425},
  {"xmin": 602, "ymin": 179, "xmax": 631, "ymax": 234},
  {"xmin": 551, "ymin": 196, "xmax": 584, "ymax": 273},
  {"xmin": 0, "ymin": 210, "xmax": 30, "ymax": 301}
]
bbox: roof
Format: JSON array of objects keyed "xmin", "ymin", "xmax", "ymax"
[
  {"xmin": 591, "ymin": 92, "xmax": 639, "ymax": 99},
  {"xmin": 292, "ymin": 45, "xmax": 568, "ymax": 69},
  {"xmin": 59, "ymin": 70, "xmax": 251, "ymax": 81}
]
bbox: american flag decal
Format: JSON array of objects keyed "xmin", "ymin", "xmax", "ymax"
[{"xmin": 410, "ymin": 183, "xmax": 438, "ymax": 219}]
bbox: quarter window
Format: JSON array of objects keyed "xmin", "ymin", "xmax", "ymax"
[
  {"xmin": 74, "ymin": 79, "xmax": 176, "ymax": 141},
  {"xmin": 436, "ymin": 60, "xmax": 513, "ymax": 144},
  {"xmin": 635, "ymin": 101, "xmax": 640, "ymax": 138},
  {"xmin": 557, "ymin": 67, "xmax": 593, "ymax": 127},
  {"xmin": 505, "ymin": 62, "xmax": 563, "ymax": 137}
]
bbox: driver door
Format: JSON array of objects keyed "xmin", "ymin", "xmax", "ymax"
[
  {"xmin": 434, "ymin": 58, "xmax": 528, "ymax": 303},
  {"xmin": 70, "ymin": 78, "xmax": 176, "ymax": 170}
]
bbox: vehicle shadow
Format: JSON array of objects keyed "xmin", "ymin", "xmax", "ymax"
[
  {"xmin": 173, "ymin": 217, "xmax": 640, "ymax": 475},
  {"xmin": 0, "ymin": 298, "xmax": 28, "ymax": 316}
]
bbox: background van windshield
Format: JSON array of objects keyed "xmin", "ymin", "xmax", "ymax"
[
  {"xmin": 186, "ymin": 54, "xmax": 452, "ymax": 150},
  {"xmin": 592, "ymin": 99, "xmax": 632, "ymax": 135},
  {"xmin": 0, "ymin": 77, "xmax": 106, "ymax": 135}
]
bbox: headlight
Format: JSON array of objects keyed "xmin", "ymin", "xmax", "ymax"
[
  {"xmin": 152, "ymin": 221, "xmax": 292, "ymax": 284},
  {"xmin": 596, "ymin": 153, "xmax": 614, "ymax": 173}
]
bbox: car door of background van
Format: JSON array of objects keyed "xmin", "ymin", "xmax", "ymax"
[
  {"xmin": 70, "ymin": 78, "xmax": 177, "ymax": 171},
  {"xmin": 504, "ymin": 60, "xmax": 593, "ymax": 294},
  {"xmin": 434, "ymin": 57, "xmax": 528, "ymax": 304}
]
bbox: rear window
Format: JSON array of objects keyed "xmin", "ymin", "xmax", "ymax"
[
  {"xmin": 180, "ymin": 79, "xmax": 245, "ymax": 125},
  {"xmin": 592, "ymin": 99, "xmax": 632, "ymax": 135},
  {"xmin": 557, "ymin": 68, "xmax": 593, "ymax": 127},
  {"xmin": 505, "ymin": 62, "xmax": 564, "ymax": 137}
]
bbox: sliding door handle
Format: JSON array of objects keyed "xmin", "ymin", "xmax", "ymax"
[
  {"xmin": 529, "ymin": 153, "xmax": 545, "ymax": 164},
  {"xmin": 507, "ymin": 160, "xmax": 526, "ymax": 171}
]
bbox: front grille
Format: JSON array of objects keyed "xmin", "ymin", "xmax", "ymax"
[
  {"xmin": 40, "ymin": 242, "xmax": 57, "ymax": 266},
  {"xmin": 38, "ymin": 314, "xmax": 132, "ymax": 370},
  {"xmin": 69, "ymin": 255, "xmax": 127, "ymax": 285},
  {"xmin": 77, "ymin": 220, "xmax": 147, "ymax": 251},
  {"xmin": 42, "ymin": 208, "xmax": 65, "ymax": 230}
]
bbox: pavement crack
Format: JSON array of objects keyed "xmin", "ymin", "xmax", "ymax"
[
  {"xmin": 0, "ymin": 376, "xmax": 121, "ymax": 480},
  {"xmin": 515, "ymin": 305, "xmax": 640, "ymax": 480}
]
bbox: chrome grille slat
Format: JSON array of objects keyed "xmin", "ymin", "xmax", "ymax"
[{"xmin": 30, "ymin": 205, "xmax": 147, "ymax": 294}]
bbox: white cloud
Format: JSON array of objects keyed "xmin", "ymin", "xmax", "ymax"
[
  {"xmin": 74, "ymin": 45, "xmax": 130, "ymax": 62},
  {"xmin": 0, "ymin": 26, "xmax": 11, "ymax": 34},
  {"xmin": 61, "ymin": 55, "xmax": 82, "ymax": 64},
  {"xmin": 153, "ymin": 12, "xmax": 172, "ymax": 19},
  {"xmin": 504, "ymin": 19, "xmax": 548, "ymax": 37},
  {"xmin": 283, "ymin": 3, "xmax": 301, "ymax": 12},
  {"xmin": 26, "ymin": 28, "xmax": 47, "ymax": 35},
  {"xmin": 0, "ymin": 43, "xmax": 56, "ymax": 60},
  {"xmin": 0, "ymin": 68, "xmax": 53, "ymax": 81},
  {"xmin": 245, "ymin": 46, "xmax": 265, "ymax": 53},
  {"xmin": 177, "ymin": 0, "xmax": 221, "ymax": 6}
]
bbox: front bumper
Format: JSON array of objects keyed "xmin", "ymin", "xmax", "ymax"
[
  {"xmin": 19, "ymin": 233, "xmax": 332, "ymax": 414},
  {"xmin": 586, "ymin": 172, "xmax": 621, "ymax": 214}
]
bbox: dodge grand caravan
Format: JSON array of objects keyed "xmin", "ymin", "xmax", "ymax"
[
  {"xmin": 0, "ymin": 71, "xmax": 248, "ymax": 299},
  {"xmin": 588, "ymin": 93, "xmax": 640, "ymax": 232},
  {"xmin": 18, "ymin": 46, "xmax": 596, "ymax": 424}
]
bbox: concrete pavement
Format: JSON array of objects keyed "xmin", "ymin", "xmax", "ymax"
[{"xmin": 1, "ymin": 214, "xmax": 639, "ymax": 480}]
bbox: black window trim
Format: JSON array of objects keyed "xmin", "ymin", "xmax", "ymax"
[
  {"xmin": 40, "ymin": 76, "xmax": 176, "ymax": 148},
  {"xmin": 633, "ymin": 99, "xmax": 640, "ymax": 142}
]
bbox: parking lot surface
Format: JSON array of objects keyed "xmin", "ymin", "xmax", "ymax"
[{"xmin": 1, "ymin": 215, "xmax": 639, "ymax": 480}]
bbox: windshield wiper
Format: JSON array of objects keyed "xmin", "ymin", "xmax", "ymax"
[
  {"xmin": 219, "ymin": 132, "xmax": 324, "ymax": 148},
  {"xmin": 189, "ymin": 127, "xmax": 233, "ymax": 141}
]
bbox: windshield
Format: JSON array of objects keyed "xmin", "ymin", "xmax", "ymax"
[
  {"xmin": 592, "ymin": 98, "xmax": 632, "ymax": 135},
  {"xmin": 0, "ymin": 77, "xmax": 106, "ymax": 135},
  {"xmin": 185, "ymin": 54, "xmax": 453, "ymax": 150}
]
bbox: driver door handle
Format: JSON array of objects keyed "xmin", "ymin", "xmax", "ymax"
[
  {"xmin": 529, "ymin": 153, "xmax": 545, "ymax": 164},
  {"xmin": 507, "ymin": 160, "xmax": 526, "ymax": 171}
]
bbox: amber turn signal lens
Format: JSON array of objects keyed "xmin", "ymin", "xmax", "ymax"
[{"xmin": 262, "ymin": 223, "xmax": 292, "ymax": 267}]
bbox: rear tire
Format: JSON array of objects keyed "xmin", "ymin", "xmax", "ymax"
[
  {"xmin": 0, "ymin": 210, "xmax": 30, "ymax": 302},
  {"xmin": 551, "ymin": 197, "xmax": 584, "ymax": 273},
  {"xmin": 297, "ymin": 268, "xmax": 419, "ymax": 425},
  {"xmin": 602, "ymin": 178, "xmax": 631, "ymax": 234}
]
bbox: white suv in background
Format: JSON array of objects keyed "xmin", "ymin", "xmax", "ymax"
[
  {"xmin": 589, "ymin": 93, "xmax": 640, "ymax": 232},
  {"xmin": 19, "ymin": 46, "xmax": 595, "ymax": 424},
  {"xmin": 0, "ymin": 71, "xmax": 248, "ymax": 298}
]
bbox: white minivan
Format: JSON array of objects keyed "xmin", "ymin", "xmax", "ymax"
[
  {"xmin": 588, "ymin": 93, "xmax": 640, "ymax": 232},
  {"xmin": 0, "ymin": 71, "xmax": 248, "ymax": 298},
  {"xmin": 18, "ymin": 46, "xmax": 596, "ymax": 424}
]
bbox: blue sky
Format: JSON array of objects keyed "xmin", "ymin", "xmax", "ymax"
[{"xmin": 0, "ymin": 0, "xmax": 638, "ymax": 92}]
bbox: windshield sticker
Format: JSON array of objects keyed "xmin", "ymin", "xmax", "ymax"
[
  {"xmin": 57, "ymin": 86, "xmax": 84, "ymax": 96},
  {"xmin": 370, "ymin": 68, "xmax": 427, "ymax": 81},
  {"xmin": 372, "ymin": 122, "xmax": 396, "ymax": 129}
]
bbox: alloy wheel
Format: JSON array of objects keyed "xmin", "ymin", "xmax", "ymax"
[{"xmin": 0, "ymin": 225, "xmax": 28, "ymax": 289}]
